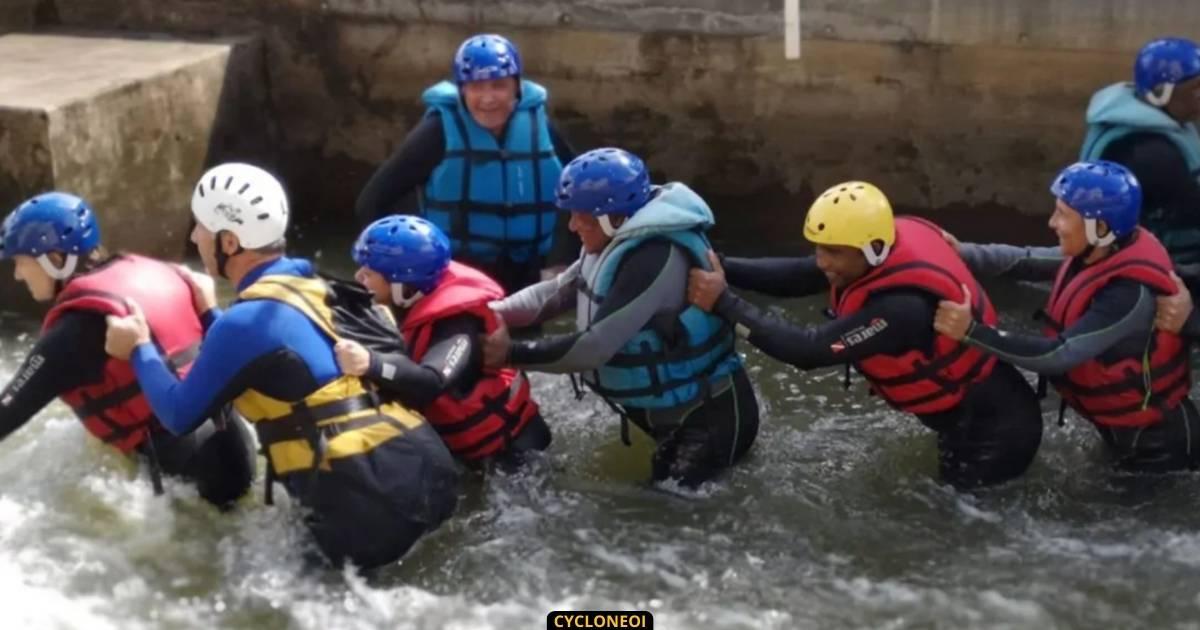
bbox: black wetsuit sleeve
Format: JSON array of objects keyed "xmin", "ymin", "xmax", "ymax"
[
  {"xmin": 354, "ymin": 114, "xmax": 447, "ymax": 226},
  {"xmin": 964, "ymin": 280, "xmax": 1153, "ymax": 376},
  {"xmin": 545, "ymin": 122, "xmax": 581, "ymax": 267},
  {"xmin": 509, "ymin": 241, "xmax": 680, "ymax": 371},
  {"xmin": 722, "ymin": 255, "xmax": 829, "ymax": 298},
  {"xmin": 712, "ymin": 288, "xmax": 937, "ymax": 369},
  {"xmin": 956, "ymin": 243, "xmax": 1063, "ymax": 282},
  {"xmin": 1104, "ymin": 134, "xmax": 1200, "ymax": 229},
  {"xmin": 365, "ymin": 314, "xmax": 482, "ymax": 408},
  {"xmin": 0, "ymin": 312, "xmax": 109, "ymax": 441}
]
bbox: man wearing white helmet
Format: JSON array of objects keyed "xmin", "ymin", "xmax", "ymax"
[{"xmin": 105, "ymin": 162, "xmax": 458, "ymax": 570}]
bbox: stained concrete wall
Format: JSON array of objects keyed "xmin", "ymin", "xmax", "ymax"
[
  {"xmin": 0, "ymin": 33, "xmax": 267, "ymax": 314},
  {"xmin": 28, "ymin": 0, "xmax": 1200, "ymax": 239},
  {"xmin": 0, "ymin": 0, "xmax": 36, "ymax": 34}
]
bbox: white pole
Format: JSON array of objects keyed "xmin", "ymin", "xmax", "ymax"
[{"xmin": 784, "ymin": 0, "xmax": 801, "ymax": 59}]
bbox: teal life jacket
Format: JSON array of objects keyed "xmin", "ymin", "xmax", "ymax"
[
  {"xmin": 575, "ymin": 183, "xmax": 742, "ymax": 410},
  {"xmin": 421, "ymin": 79, "xmax": 562, "ymax": 264},
  {"xmin": 1080, "ymin": 82, "xmax": 1200, "ymax": 265}
]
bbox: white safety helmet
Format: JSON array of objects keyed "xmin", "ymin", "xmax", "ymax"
[{"xmin": 191, "ymin": 163, "xmax": 290, "ymax": 249}]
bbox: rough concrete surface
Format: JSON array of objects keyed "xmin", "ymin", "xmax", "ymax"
[{"xmin": 0, "ymin": 33, "xmax": 266, "ymax": 314}]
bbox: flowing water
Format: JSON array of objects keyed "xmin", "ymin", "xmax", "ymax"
[{"xmin": 1, "ymin": 225, "xmax": 1199, "ymax": 630}]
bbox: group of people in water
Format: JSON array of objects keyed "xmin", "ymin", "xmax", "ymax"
[{"xmin": 1, "ymin": 32, "xmax": 1199, "ymax": 570}]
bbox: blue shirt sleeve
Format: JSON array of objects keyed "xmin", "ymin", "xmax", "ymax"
[{"xmin": 130, "ymin": 300, "xmax": 336, "ymax": 434}]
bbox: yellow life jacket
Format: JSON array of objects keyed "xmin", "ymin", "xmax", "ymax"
[{"xmin": 234, "ymin": 274, "xmax": 426, "ymax": 476}]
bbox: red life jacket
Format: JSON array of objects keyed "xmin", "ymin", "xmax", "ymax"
[
  {"xmin": 400, "ymin": 261, "xmax": 539, "ymax": 460},
  {"xmin": 1042, "ymin": 228, "xmax": 1190, "ymax": 428},
  {"xmin": 41, "ymin": 255, "xmax": 203, "ymax": 453},
  {"xmin": 831, "ymin": 216, "xmax": 998, "ymax": 415}
]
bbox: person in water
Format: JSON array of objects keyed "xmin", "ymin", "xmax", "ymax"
[
  {"xmin": 686, "ymin": 181, "xmax": 1043, "ymax": 488},
  {"xmin": 104, "ymin": 162, "xmax": 458, "ymax": 569},
  {"xmin": 482, "ymin": 148, "xmax": 760, "ymax": 488},
  {"xmin": 935, "ymin": 161, "xmax": 1198, "ymax": 473},
  {"xmin": 355, "ymin": 33, "xmax": 579, "ymax": 293},
  {"xmin": 335, "ymin": 215, "xmax": 551, "ymax": 469},
  {"xmin": 0, "ymin": 191, "xmax": 255, "ymax": 507},
  {"xmin": 1078, "ymin": 37, "xmax": 1200, "ymax": 269}
]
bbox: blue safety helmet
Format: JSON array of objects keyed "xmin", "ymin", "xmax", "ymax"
[
  {"xmin": 1050, "ymin": 160, "xmax": 1142, "ymax": 243},
  {"xmin": 1134, "ymin": 37, "xmax": 1200, "ymax": 103},
  {"xmin": 0, "ymin": 191, "xmax": 100, "ymax": 260},
  {"xmin": 554, "ymin": 148, "xmax": 652, "ymax": 217},
  {"xmin": 453, "ymin": 34, "xmax": 522, "ymax": 84},
  {"xmin": 351, "ymin": 215, "xmax": 451, "ymax": 293}
]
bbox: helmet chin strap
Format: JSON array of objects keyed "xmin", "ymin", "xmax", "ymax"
[
  {"xmin": 391, "ymin": 283, "xmax": 425, "ymax": 309},
  {"xmin": 36, "ymin": 253, "xmax": 78, "ymax": 280},
  {"xmin": 1146, "ymin": 83, "xmax": 1175, "ymax": 108},
  {"xmin": 1084, "ymin": 219, "xmax": 1117, "ymax": 248},
  {"xmin": 599, "ymin": 215, "xmax": 619, "ymax": 238},
  {"xmin": 214, "ymin": 230, "xmax": 245, "ymax": 279},
  {"xmin": 860, "ymin": 242, "xmax": 891, "ymax": 267}
]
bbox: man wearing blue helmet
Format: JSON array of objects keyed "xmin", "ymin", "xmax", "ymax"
[
  {"xmin": 0, "ymin": 192, "xmax": 255, "ymax": 507},
  {"xmin": 333, "ymin": 215, "xmax": 551, "ymax": 468},
  {"xmin": 481, "ymin": 148, "xmax": 760, "ymax": 488},
  {"xmin": 356, "ymin": 33, "xmax": 578, "ymax": 294},
  {"xmin": 105, "ymin": 163, "xmax": 458, "ymax": 569},
  {"xmin": 936, "ymin": 161, "xmax": 1198, "ymax": 472},
  {"xmin": 1079, "ymin": 37, "xmax": 1200, "ymax": 267}
]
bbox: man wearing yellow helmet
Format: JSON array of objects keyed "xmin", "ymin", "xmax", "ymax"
[{"xmin": 687, "ymin": 182, "xmax": 1043, "ymax": 488}]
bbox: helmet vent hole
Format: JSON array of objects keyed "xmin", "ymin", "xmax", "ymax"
[
  {"xmin": 817, "ymin": 223, "xmax": 825, "ymax": 231},
  {"xmin": 210, "ymin": 176, "xmax": 217, "ymax": 190},
  {"xmin": 197, "ymin": 184, "xmax": 206, "ymax": 198},
  {"xmin": 62, "ymin": 227, "xmax": 73, "ymax": 236},
  {"xmin": 257, "ymin": 213, "xmax": 270, "ymax": 221},
  {"xmin": 849, "ymin": 194, "xmax": 857, "ymax": 201},
  {"xmin": 832, "ymin": 197, "xmax": 839, "ymax": 204},
  {"xmin": 239, "ymin": 183, "xmax": 251, "ymax": 195},
  {"xmin": 250, "ymin": 196, "xmax": 263, "ymax": 206},
  {"xmin": 224, "ymin": 176, "xmax": 234, "ymax": 190}
]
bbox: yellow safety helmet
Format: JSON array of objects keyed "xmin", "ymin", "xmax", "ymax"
[{"xmin": 803, "ymin": 181, "xmax": 895, "ymax": 266}]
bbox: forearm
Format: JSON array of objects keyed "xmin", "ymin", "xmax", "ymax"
[
  {"xmin": 129, "ymin": 344, "xmax": 222, "ymax": 435},
  {"xmin": 722, "ymin": 256, "xmax": 828, "ymax": 297},
  {"xmin": 365, "ymin": 352, "xmax": 445, "ymax": 408},
  {"xmin": 490, "ymin": 260, "xmax": 580, "ymax": 328},
  {"xmin": 713, "ymin": 290, "xmax": 929, "ymax": 370},
  {"xmin": 964, "ymin": 287, "xmax": 1154, "ymax": 375},
  {"xmin": 958, "ymin": 243, "xmax": 1062, "ymax": 282}
]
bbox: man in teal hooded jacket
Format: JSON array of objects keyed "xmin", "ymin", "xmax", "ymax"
[
  {"xmin": 482, "ymin": 148, "xmax": 760, "ymax": 488},
  {"xmin": 1080, "ymin": 37, "xmax": 1200, "ymax": 267}
]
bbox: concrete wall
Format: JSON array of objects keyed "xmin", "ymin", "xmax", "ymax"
[
  {"xmin": 0, "ymin": 33, "xmax": 267, "ymax": 314},
  {"xmin": 32, "ymin": 0, "xmax": 1200, "ymax": 238},
  {"xmin": 0, "ymin": 0, "xmax": 36, "ymax": 34}
]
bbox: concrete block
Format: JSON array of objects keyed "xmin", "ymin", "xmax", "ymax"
[{"xmin": 0, "ymin": 32, "xmax": 267, "ymax": 315}]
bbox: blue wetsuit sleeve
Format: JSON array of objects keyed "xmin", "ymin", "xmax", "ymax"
[
  {"xmin": 130, "ymin": 301, "xmax": 305, "ymax": 434},
  {"xmin": 963, "ymin": 281, "xmax": 1153, "ymax": 376}
]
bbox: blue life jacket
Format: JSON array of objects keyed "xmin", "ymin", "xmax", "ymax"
[
  {"xmin": 575, "ymin": 183, "xmax": 742, "ymax": 410},
  {"xmin": 1081, "ymin": 82, "xmax": 1200, "ymax": 265},
  {"xmin": 421, "ymin": 80, "xmax": 562, "ymax": 264}
]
